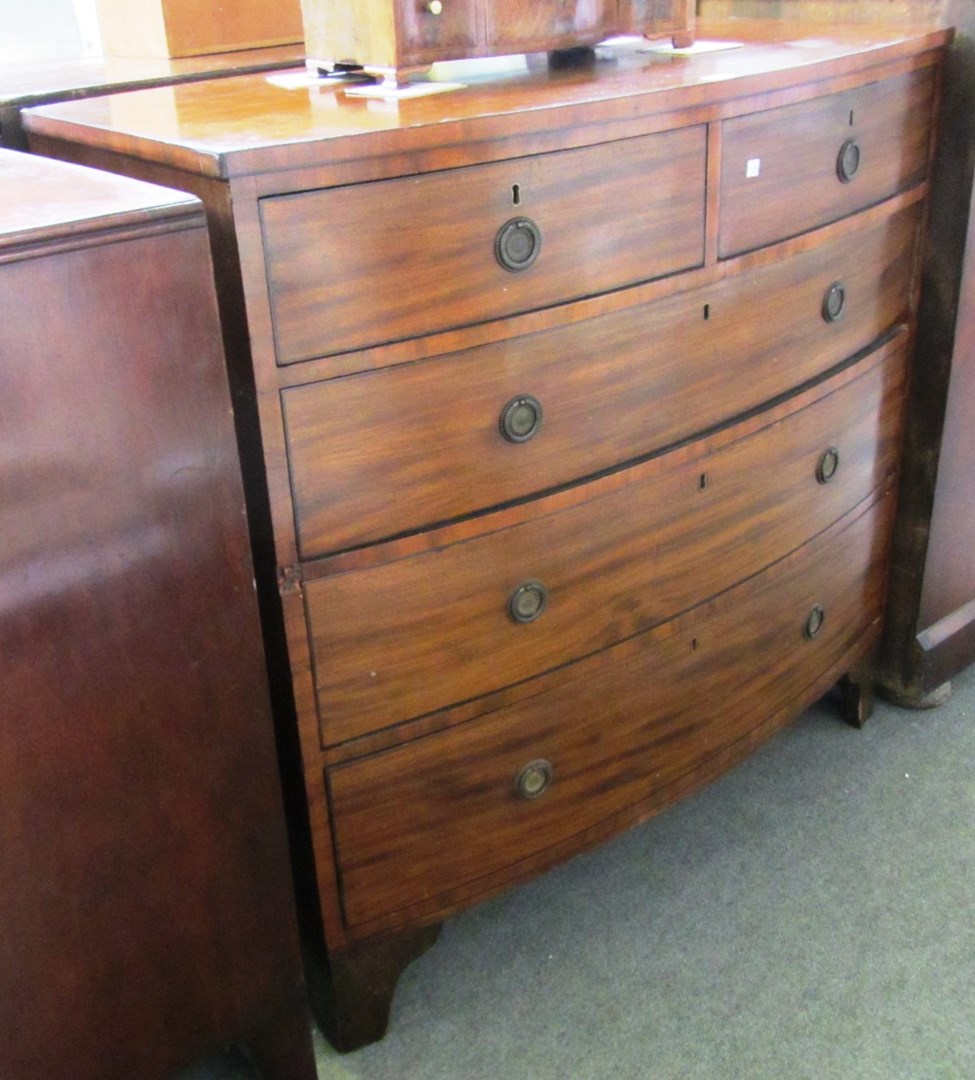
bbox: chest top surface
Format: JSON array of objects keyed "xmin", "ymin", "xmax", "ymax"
[{"xmin": 20, "ymin": 19, "xmax": 951, "ymax": 179}]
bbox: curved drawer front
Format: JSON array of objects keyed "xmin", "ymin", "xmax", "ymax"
[
  {"xmin": 306, "ymin": 343, "xmax": 907, "ymax": 744},
  {"xmin": 285, "ymin": 203, "xmax": 918, "ymax": 557},
  {"xmin": 719, "ymin": 66, "xmax": 934, "ymax": 257},
  {"xmin": 261, "ymin": 127, "xmax": 705, "ymax": 364},
  {"xmin": 327, "ymin": 491, "xmax": 893, "ymax": 930}
]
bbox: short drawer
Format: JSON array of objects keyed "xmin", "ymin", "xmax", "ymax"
[
  {"xmin": 397, "ymin": 0, "xmax": 480, "ymax": 59},
  {"xmin": 327, "ymin": 490, "xmax": 893, "ymax": 929},
  {"xmin": 305, "ymin": 341, "xmax": 907, "ymax": 744},
  {"xmin": 719, "ymin": 66, "xmax": 934, "ymax": 256},
  {"xmin": 261, "ymin": 127, "xmax": 705, "ymax": 364},
  {"xmin": 284, "ymin": 202, "xmax": 919, "ymax": 556}
]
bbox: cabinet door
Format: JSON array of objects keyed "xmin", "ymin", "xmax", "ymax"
[{"xmin": 485, "ymin": 0, "xmax": 619, "ymax": 50}]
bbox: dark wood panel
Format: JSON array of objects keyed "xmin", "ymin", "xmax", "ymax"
[
  {"xmin": 719, "ymin": 66, "xmax": 934, "ymax": 256},
  {"xmin": 0, "ymin": 161, "xmax": 314, "ymax": 1079},
  {"xmin": 285, "ymin": 202, "xmax": 918, "ymax": 556},
  {"xmin": 261, "ymin": 126, "xmax": 705, "ymax": 363},
  {"xmin": 306, "ymin": 343, "xmax": 907, "ymax": 743},
  {"xmin": 917, "ymin": 187, "xmax": 975, "ymax": 629},
  {"xmin": 328, "ymin": 492, "xmax": 893, "ymax": 929}
]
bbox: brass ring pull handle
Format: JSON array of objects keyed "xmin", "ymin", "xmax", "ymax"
[
  {"xmin": 495, "ymin": 217, "xmax": 542, "ymax": 272},
  {"xmin": 837, "ymin": 138, "xmax": 861, "ymax": 183},
  {"xmin": 804, "ymin": 604, "xmax": 826, "ymax": 639},
  {"xmin": 509, "ymin": 579, "xmax": 548, "ymax": 624},
  {"xmin": 515, "ymin": 759, "xmax": 553, "ymax": 800},
  {"xmin": 500, "ymin": 394, "xmax": 543, "ymax": 443},
  {"xmin": 817, "ymin": 446, "xmax": 840, "ymax": 484},
  {"xmin": 822, "ymin": 281, "xmax": 846, "ymax": 323}
]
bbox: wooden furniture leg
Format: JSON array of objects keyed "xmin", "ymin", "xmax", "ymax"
[
  {"xmin": 839, "ymin": 662, "xmax": 877, "ymax": 729},
  {"xmin": 309, "ymin": 925, "xmax": 443, "ymax": 1052}
]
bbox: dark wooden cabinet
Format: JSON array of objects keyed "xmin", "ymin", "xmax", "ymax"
[
  {"xmin": 23, "ymin": 18, "xmax": 948, "ymax": 1051},
  {"xmin": 878, "ymin": 0, "xmax": 975, "ymax": 704},
  {"xmin": 0, "ymin": 151, "xmax": 316, "ymax": 1080}
]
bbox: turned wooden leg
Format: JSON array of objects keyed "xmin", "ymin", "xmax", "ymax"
[
  {"xmin": 838, "ymin": 662, "xmax": 876, "ymax": 729},
  {"xmin": 309, "ymin": 924, "xmax": 442, "ymax": 1053}
]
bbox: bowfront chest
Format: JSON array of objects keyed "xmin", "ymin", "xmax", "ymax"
[{"xmin": 24, "ymin": 19, "xmax": 949, "ymax": 1050}]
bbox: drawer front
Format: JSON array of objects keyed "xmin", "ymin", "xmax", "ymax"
[
  {"xmin": 261, "ymin": 128, "xmax": 706, "ymax": 364},
  {"xmin": 397, "ymin": 0, "xmax": 480, "ymax": 59},
  {"xmin": 328, "ymin": 491, "xmax": 893, "ymax": 929},
  {"xmin": 306, "ymin": 344, "xmax": 907, "ymax": 744},
  {"xmin": 485, "ymin": 0, "xmax": 618, "ymax": 49},
  {"xmin": 285, "ymin": 203, "xmax": 918, "ymax": 557},
  {"xmin": 719, "ymin": 67, "xmax": 934, "ymax": 256}
]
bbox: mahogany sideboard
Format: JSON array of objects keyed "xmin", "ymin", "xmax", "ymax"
[
  {"xmin": 0, "ymin": 151, "xmax": 316, "ymax": 1080},
  {"xmin": 24, "ymin": 18, "xmax": 950, "ymax": 1049}
]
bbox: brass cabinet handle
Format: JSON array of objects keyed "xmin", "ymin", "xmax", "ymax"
[
  {"xmin": 500, "ymin": 394, "xmax": 543, "ymax": 443},
  {"xmin": 495, "ymin": 216, "xmax": 542, "ymax": 272},
  {"xmin": 426, "ymin": 0, "xmax": 443, "ymax": 14},
  {"xmin": 515, "ymin": 759, "xmax": 553, "ymax": 800},
  {"xmin": 822, "ymin": 280, "xmax": 846, "ymax": 323},
  {"xmin": 509, "ymin": 579, "xmax": 548, "ymax": 623},
  {"xmin": 837, "ymin": 138, "xmax": 861, "ymax": 183},
  {"xmin": 817, "ymin": 446, "xmax": 840, "ymax": 484},
  {"xmin": 804, "ymin": 604, "xmax": 826, "ymax": 639}
]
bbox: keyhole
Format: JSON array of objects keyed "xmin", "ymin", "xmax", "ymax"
[
  {"xmin": 703, "ymin": 303, "xmax": 710, "ymax": 321},
  {"xmin": 849, "ymin": 109, "xmax": 854, "ymax": 126},
  {"xmin": 699, "ymin": 473, "xmax": 708, "ymax": 491},
  {"xmin": 512, "ymin": 183, "xmax": 521, "ymax": 206}
]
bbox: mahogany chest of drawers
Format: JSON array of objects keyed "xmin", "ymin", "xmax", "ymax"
[{"xmin": 24, "ymin": 18, "xmax": 949, "ymax": 1050}]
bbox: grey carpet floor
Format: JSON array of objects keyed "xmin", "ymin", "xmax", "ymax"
[{"xmin": 314, "ymin": 662, "xmax": 975, "ymax": 1080}]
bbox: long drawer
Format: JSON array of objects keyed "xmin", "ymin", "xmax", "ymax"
[
  {"xmin": 261, "ymin": 126, "xmax": 706, "ymax": 364},
  {"xmin": 305, "ymin": 341, "xmax": 907, "ymax": 744},
  {"xmin": 327, "ymin": 489, "xmax": 894, "ymax": 930},
  {"xmin": 719, "ymin": 66, "xmax": 934, "ymax": 256},
  {"xmin": 285, "ymin": 202, "xmax": 918, "ymax": 558}
]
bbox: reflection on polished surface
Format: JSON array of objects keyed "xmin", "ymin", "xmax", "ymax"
[{"xmin": 22, "ymin": 18, "xmax": 950, "ymax": 173}]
